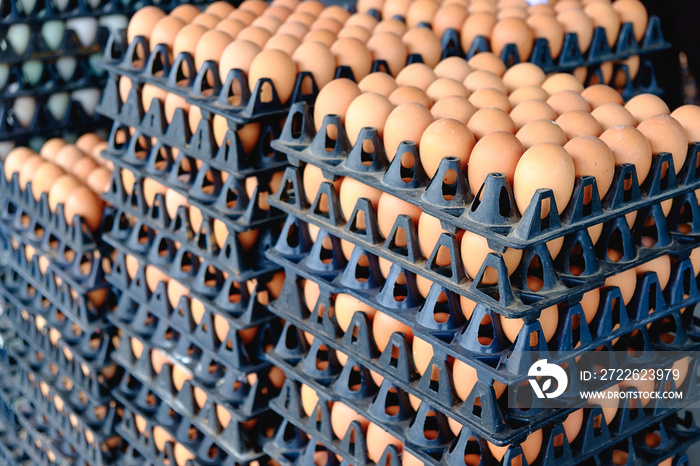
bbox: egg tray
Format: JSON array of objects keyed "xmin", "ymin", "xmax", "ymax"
[
  {"xmin": 585, "ymin": 58, "xmax": 664, "ymax": 102},
  {"xmin": 104, "ymin": 150, "xmax": 285, "ymax": 236},
  {"xmin": 0, "ymin": 417, "xmax": 30, "ymax": 466},
  {"xmin": 0, "ymin": 94, "xmax": 108, "ymax": 143},
  {"xmin": 442, "ymin": 16, "xmax": 669, "ymax": 74},
  {"xmin": 111, "ymin": 336, "xmax": 282, "ymax": 465},
  {"xmin": 274, "ymin": 101, "xmax": 700, "ymax": 251},
  {"xmin": 0, "ymin": 55, "xmax": 107, "ymax": 101},
  {"xmin": 267, "ymin": 305, "xmax": 700, "ymax": 449},
  {"xmin": 99, "ymin": 80, "xmax": 291, "ymax": 180},
  {"xmin": 268, "ymin": 191, "xmax": 700, "ymax": 315},
  {"xmin": 267, "ymin": 370, "xmax": 700, "ymax": 466}
]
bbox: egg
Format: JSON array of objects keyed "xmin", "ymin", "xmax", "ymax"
[
  {"xmin": 264, "ymin": 33, "xmax": 301, "ymax": 55},
  {"xmin": 18, "ymin": 155, "xmax": 43, "ymax": 189},
  {"xmin": 556, "ymin": 110, "xmax": 603, "ymax": 139},
  {"xmin": 195, "ymin": 30, "xmax": 233, "ymax": 73},
  {"xmin": 488, "ymin": 430, "xmax": 542, "ymax": 466},
  {"xmin": 469, "ymin": 131, "xmax": 524, "ymax": 192},
  {"xmin": 151, "ymin": 16, "xmax": 186, "ymax": 55},
  {"xmin": 335, "ymin": 293, "xmax": 377, "ymax": 332},
  {"xmin": 3, "ymin": 147, "xmax": 37, "ymax": 181},
  {"xmin": 434, "ymin": 57, "xmax": 473, "ymax": 82},
  {"xmin": 469, "ymin": 0, "xmax": 497, "ymax": 14},
  {"xmin": 468, "ymin": 107, "xmax": 517, "ymax": 140},
  {"xmin": 510, "ymin": 99, "xmax": 557, "ymax": 128},
  {"xmin": 64, "ymin": 186, "xmax": 103, "ymax": 230},
  {"xmin": 359, "ymin": 72, "xmax": 399, "ymax": 97},
  {"xmin": 585, "ymin": 2, "xmax": 621, "ymax": 47},
  {"xmin": 490, "ymin": 17, "xmax": 534, "ymax": 61},
  {"xmin": 313, "ymin": 78, "xmax": 362, "ymax": 131},
  {"xmin": 589, "ymin": 384, "xmax": 620, "ymax": 424},
  {"xmin": 502, "ymin": 63, "xmax": 546, "ymax": 92},
  {"xmin": 331, "ymin": 402, "xmax": 368, "ymax": 440},
  {"xmin": 542, "ymin": 73, "xmax": 585, "ymax": 94},
  {"xmin": 605, "ymin": 268, "xmax": 636, "ymax": 304},
  {"xmin": 383, "ymin": 102, "xmax": 434, "ymax": 160},
  {"xmin": 75, "ymin": 133, "xmax": 102, "ymax": 154},
  {"xmin": 338, "ymin": 177, "xmax": 382, "ymax": 229},
  {"xmin": 670, "ymin": 105, "xmax": 700, "ymax": 142},
  {"xmin": 612, "ymin": 0, "xmax": 648, "ymax": 42},
  {"xmin": 300, "ymin": 384, "xmax": 320, "ymax": 416},
  {"xmin": 12, "ymin": 97, "xmax": 36, "ymax": 128},
  {"xmin": 389, "ymin": 86, "xmax": 432, "ymax": 108},
  {"xmin": 366, "ymin": 423, "xmax": 402, "ymax": 463},
  {"xmin": 192, "ymin": 13, "xmax": 222, "ymax": 29},
  {"xmin": 625, "ymin": 94, "xmax": 670, "ymax": 124},
  {"xmin": 463, "ymin": 70, "xmax": 507, "ymax": 94},
  {"xmin": 460, "ymin": 13, "xmax": 497, "ymax": 54},
  {"xmin": 395, "ymin": 63, "xmax": 437, "ymax": 91},
  {"xmin": 338, "ymin": 25, "xmax": 371, "ymax": 42},
  {"xmin": 169, "ymin": 4, "xmax": 201, "ymax": 23},
  {"xmin": 402, "ymin": 27, "xmax": 442, "ymax": 68},
  {"xmin": 591, "ymin": 103, "xmax": 637, "ymax": 131},
  {"xmin": 49, "ymin": 175, "xmax": 81, "ymax": 210},
  {"xmin": 372, "ymin": 310, "xmax": 412, "ymax": 352},
  {"xmin": 516, "ymin": 119, "xmax": 568, "ymax": 149},
  {"xmin": 461, "ymin": 230, "xmax": 522, "ymax": 282},
  {"xmin": 513, "ymin": 143, "xmax": 575, "ymax": 215},
  {"xmin": 417, "ymin": 212, "xmax": 463, "ymax": 267},
  {"xmin": 374, "ymin": 18, "xmax": 407, "ymax": 36},
  {"xmin": 526, "ymin": 13, "xmax": 565, "ymax": 58},
  {"xmin": 40, "ymin": 138, "xmax": 68, "ymax": 160},
  {"xmin": 419, "ymin": 118, "xmax": 475, "ymax": 178},
  {"xmin": 469, "ymin": 88, "xmax": 511, "ymax": 112},
  {"xmin": 172, "ymin": 24, "xmax": 208, "ymax": 62},
  {"xmin": 376, "ymin": 192, "xmax": 422, "ymax": 244},
  {"xmin": 501, "ymin": 304, "xmax": 559, "ymax": 343},
  {"xmin": 431, "ymin": 95, "xmax": 476, "ymax": 124},
  {"xmin": 432, "ymin": 4, "xmax": 469, "ymax": 41},
  {"xmin": 547, "ymin": 90, "xmax": 591, "ymax": 115},
  {"xmin": 127, "ymin": 6, "xmax": 166, "ymax": 43},
  {"xmin": 32, "ymin": 162, "xmax": 66, "ymax": 201},
  {"xmin": 468, "ymin": 52, "xmax": 506, "ymax": 76},
  {"xmin": 557, "ymin": 8, "xmax": 594, "ymax": 53},
  {"xmin": 345, "ymin": 93, "xmax": 394, "ymax": 145},
  {"xmin": 247, "ymin": 49, "xmax": 298, "ymax": 104},
  {"xmin": 86, "ymin": 167, "xmax": 112, "ymax": 195},
  {"xmin": 219, "ymin": 40, "xmax": 262, "ymax": 84},
  {"xmin": 280, "ymin": 21, "xmax": 311, "ymax": 40},
  {"xmin": 72, "ymin": 157, "xmax": 100, "ymax": 182},
  {"xmin": 331, "ymin": 37, "xmax": 372, "ymax": 81},
  {"xmin": 637, "ymin": 115, "xmax": 689, "ymax": 175},
  {"xmin": 600, "ymin": 125, "xmax": 653, "ymax": 184},
  {"xmin": 292, "ymin": 41, "xmax": 336, "ymax": 90},
  {"xmin": 228, "ymin": 9, "xmax": 257, "ymax": 25}
]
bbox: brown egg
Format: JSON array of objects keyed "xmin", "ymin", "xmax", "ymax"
[
  {"xmin": 49, "ymin": 174, "xmax": 81, "ymax": 210},
  {"xmin": 313, "ymin": 78, "xmax": 362, "ymax": 130},
  {"xmin": 468, "ymin": 52, "xmax": 506, "ymax": 76},
  {"xmin": 206, "ymin": 1, "xmax": 235, "ymax": 17},
  {"xmin": 127, "ymin": 6, "xmax": 166, "ymax": 43},
  {"xmin": 248, "ymin": 49, "xmax": 298, "ymax": 104},
  {"xmin": 460, "ymin": 13, "xmax": 497, "ymax": 54},
  {"xmin": 612, "ymin": 0, "xmax": 648, "ymax": 42},
  {"xmin": 71, "ymin": 157, "xmax": 99, "ymax": 183},
  {"xmin": 331, "ymin": 37, "xmax": 373, "ymax": 81},
  {"xmin": 32, "ymin": 162, "xmax": 66, "ymax": 200},
  {"xmin": 219, "ymin": 40, "xmax": 262, "ymax": 83},
  {"xmin": 585, "ymin": 2, "xmax": 621, "ymax": 47},
  {"xmin": 169, "ymin": 4, "xmax": 200, "ymax": 23},
  {"xmin": 279, "ymin": 21, "xmax": 311, "ymax": 40},
  {"xmin": 542, "ymin": 73, "xmax": 585, "ymax": 94},
  {"xmin": 151, "ymin": 16, "xmax": 186, "ymax": 55},
  {"xmin": 404, "ymin": 0, "xmax": 439, "ymax": 28},
  {"xmin": 331, "ymin": 402, "xmax": 368, "ymax": 440},
  {"xmin": 303, "ymin": 27, "xmax": 335, "ymax": 45},
  {"xmin": 461, "ymin": 230, "xmax": 522, "ymax": 282},
  {"xmin": 432, "ymin": 3, "xmax": 468, "ymax": 40},
  {"xmin": 40, "ymin": 138, "xmax": 68, "ymax": 160},
  {"xmin": 488, "ymin": 430, "xmax": 542, "ymax": 466},
  {"xmin": 564, "ymin": 136, "xmax": 615, "ymax": 200},
  {"xmin": 75, "ymin": 133, "xmax": 102, "ymax": 154},
  {"xmin": 500, "ymin": 305, "xmax": 558, "ymax": 342},
  {"xmin": 319, "ymin": 4, "xmax": 351, "ymax": 22},
  {"xmin": 513, "ymin": 143, "xmax": 575, "ymax": 215},
  {"xmin": 556, "ymin": 110, "xmax": 603, "ymax": 140},
  {"xmin": 383, "ymin": 102, "xmax": 434, "ymax": 160},
  {"xmin": 625, "ymin": 94, "xmax": 670, "ymax": 124},
  {"xmin": 605, "ymin": 267, "xmax": 636, "ymax": 304},
  {"xmin": 402, "ymin": 28, "xmax": 442, "ymax": 68},
  {"xmin": 412, "ymin": 336, "xmax": 434, "ymax": 376},
  {"xmin": 498, "ymin": 6, "xmax": 528, "ymax": 19},
  {"xmin": 357, "ymin": 0, "xmax": 383, "ymax": 14},
  {"xmin": 359, "ymin": 72, "xmax": 399, "ymax": 97},
  {"xmin": 345, "ymin": 93, "xmax": 394, "ymax": 145},
  {"xmin": 670, "ymin": 105, "xmax": 700, "ymax": 143},
  {"xmin": 54, "ymin": 145, "xmax": 86, "ymax": 172},
  {"xmin": 469, "ymin": 88, "xmax": 511, "ymax": 112},
  {"xmin": 591, "ymin": 103, "xmax": 636, "ymax": 131},
  {"xmin": 164, "ymin": 92, "xmax": 189, "ymax": 124},
  {"xmin": 338, "ymin": 25, "xmax": 371, "ymax": 42},
  {"xmin": 252, "ymin": 15, "xmax": 283, "ymax": 34},
  {"xmin": 366, "ymin": 423, "xmax": 403, "ymax": 462},
  {"xmin": 581, "ymin": 84, "xmax": 625, "ymax": 108},
  {"xmin": 502, "ymin": 63, "xmax": 546, "ymax": 92},
  {"xmin": 310, "ymin": 17, "xmax": 343, "ymax": 34},
  {"xmin": 264, "ymin": 4, "xmax": 293, "ymax": 21},
  {"xmin": 195, "ymin": 30, "xmax": 233, "ymax": 72},
  {"xmin": 345, "ymin": 12, "xmax": 378, "ymax": 30},
  {"xmin": 264, "ymin": 33, "xmax": 300, "ymax": 55},
  {"xmin": 527, "ymin": 13, "xmax": 565, "ymax": 58},
  {"xmin": 469, "ymin": 0, "xmax": 497, "ymax": 14},
  {"xmin": 300, "ymin": 384, "xmax": 319, "ymax": 417},
  {"xmin": 335, "ymin": 293, "xmax": 377, "ymax": 332},
  {"xmin": 588, "ymin": 384, "xmax": 620, "ymax": 424},
  {"xmin": 3, "ymin": 147, "xmax": 37, "ymax": 181},
  {"xmin": 377, "ymin": 192, "xmax": 421, "ymax": 241},
  {"xmin": 374, "ymin": 18, "xmax": 407, "ymax": 36},
  {"xmin": 509, "ymin": 85, "xmax": 550, "ymax": 106},
  {"xmin": 237, "ymin": 26, "xmax": 273, "ymax": 48},
  {"xmin": 547, "ymin": 90, "xmax": 591, "ymax": 115},
  {"xmin": 510, "ymin": 98, "xmax": 559, "ymax": 129},
  {"xmin": 228, "ymin": 8, "xmax": 257, "ymax": 25},
  {"xmin": 463, "ymin": 70, "xmax": 507, "ymax": 94},
  {"xmin": 434, "ymin": 56, "xmax": 473, "ymax": 82},
  {"xmin": 395, "ymin": 63, "xmax": 437, "ymax": 91},
  {"xmin": 529, "ymin": 2, "xmax": 554, "ymax": 15},
  {"xmin": 557, "ymin": 9, "xmax": 594, "ymax": 52},
  {"xmin": 426, "ymin": 78, "xmax": 469, "ymax": 101},
  {"xmin": 239, "ymin": 0, "xmax": 268, "ymax": 15},
  {"xmin": 636, "ymin": 254, "xmax": 671, "ymax": 290},
  {"xmin": 366, "ymin": 32, "xmax": 408, "ymax": 77},
  {"xmin": 490, "ymin": 17, "xmax": 534, "ymax": 61},
  {"xmin": 516, "ymin": 119, "xmax": 566, "ymax": 149},
  {"xmin": 637, "ymin": 115, "xmax": 689, "ymax": 175},
  {"xmin": 468, "ymin": 107, "xmax": 517, "ymax": 139},
  {"xmin": 18, "ymin": 155, "xmax": 44, "ymax": 190},
  {"xmin": 431, "ymin": 95, "xmax": 476, "ymax": 124},
  {"xmin": 172, "ymin": 24, "xmax": 207, "ymax": 60},
  {"xmin": 339, "ymin": 177, "xmax": 382, "ymax": 228},
  {"xmin": 389, "ymin": 85, "xmax": 432, "ymax": 108},
  {"xmin": 64, "ymin": 186, "xmax": 103, "ymax": 230},
  {"xmin": 416, "ymin": 212, "xmax": 464, "ymax": 269},
  {"xmin": 469, "ymin": 131, "xmax": 523, "ymax": 191},
  {"xmin": 419, "ymin": 118, "xmax": 475, "ymax": 178}
]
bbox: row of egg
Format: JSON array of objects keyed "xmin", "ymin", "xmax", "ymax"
[
  {"xmin": 9, "ymin": 87, "xmax": 101, "ymax": 129},
  {"xmin": 0, "ymin": 55, "xmax": 103, "ymax": 93},
  {"xmin": 7, "ymin": 0, "xmax": 131, "ymax": 15},
  {"xmin": 2, "ymin": 134, "xmax": 110, "ymax": 231}
]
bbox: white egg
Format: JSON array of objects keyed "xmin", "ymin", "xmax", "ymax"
[
  {"xmin": 98, "ymin": 15, "xmax": 128, "ymax": 31},
  {"xmin": 53, "ymin": 0, "xmax": 70, "ymax": 11},
  {"xmin": 71, "ymin": 88, "xmax": 100, "ymax": 115},
  {"xmin": 55, "ymin": 57, "xmax": 77, "ymax": 81},
  {"xmin": 12, "ymin": 97, "xmax": 36, "ymax": 128},
  {"xmin": 66, "ymin": 18, "xmax": 98, "ymax": 47},
  {"xmin": 85, "ymin": 0, "xmax": 101, "ymax": 9},
  {"xmin": 41, "ymin": 20, "xmax": 65, "ymax": 51},
  {"xmin": 0, "ymin": 64, "xmax": 9, "ymax": 91},
  {"xmin": 89, "ymin": 54, "xmax": 105, "ymax": 77},
  {"xmin": 17, "ymin": 0, "xmax": 37, "ymax": 14},
  {"xmin": 7, "ymin": 24, "xmax": 31, "ymax": 56},
  {"xmin": 21, "ymin": 60, "xmax": 43, "ymax": 86},
  {"xmin": 47, "ymin": 93, "xmax": 70, "ymax": 121}
]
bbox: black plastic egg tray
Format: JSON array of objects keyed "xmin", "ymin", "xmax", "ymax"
[
  {"xmin": 274, "ymin": 102, "xmax": 700, "ymax": 251},
  {"xmin": 98, "ymin": 80, "xmax": 291, "ymax": 180},
  {"xmin": 102, "ymin": 145, "xmax": 285, "ymax": 234},
  {"xmin": 110, "ymin": 329, "xmax": 281, "ymax": 465},
  {"xmin": 0, "ymin": 94, "xmax": 108, "ymax": 142},
  {"xmin": 0, "ymin": 55, "xmax": 107, "ymax": 101}
]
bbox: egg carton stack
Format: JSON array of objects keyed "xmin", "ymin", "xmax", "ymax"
[
  {"xmin": 0, "ymin": 136, "xmax": 126, "ymax": 466},
  {"xmin": 92, "ymin": 3, "xmax": 309, "ymax": 464},
  {"xmin": 261, "ymin": 66, "xmax": 700, "ymax": 465}
]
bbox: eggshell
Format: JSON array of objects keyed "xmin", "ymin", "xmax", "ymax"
[
  {"xmin": 264, "ymin": 33, "xmax": 301, "ymax": 55},
  {"xmin": 502, "ymin": 63, "xmax": 546, "ymax": 92},
  {"xmin": 75, "ymin": 133, "xmax": 103, "ymax": 154},
  {"xmin": 564, "ymin": 136, "xmax": 615, "ymax": 200},
  {"xmin": 467, "ymin": 51, "xmax": 506, "ymax": 76},
  {"xmin": 280, "ymin": 21, "xmax": 311, "ymax": 39},
  {"xmin": 461, "ymin": 230, "xmax": 522, "ymax": 282},
  {"xmin": 388, "ymin": 86, "xmax": 432, "ymax": 108},
  {"xmin": 547, "ymin": 90, "xmax": 591, "ymax": 115},
  {"xmin": 510, "ymin": 99, "xmax": 557, "ymax": 128},
  {"xmin": 49, "ymin": 175, "xmax": 81, "ymax": 210},
  {"xmin": 405, "ymin": 0, "xmax": 439, "ymax": 28},
  {"xmin": 625, "ymin": 94, "xmax": 670, "ymax": 124},
  {"xmin": 426, "ymin": 78, "xmax": 469, "ymax": 101},
  {"xmin": 228, "ymin": 8, "xmax": 257, "ymax": 25},
  {"xmin": 467, "ymin": 107, "xmax": 517, "ymax": 140},
  {"xmin": 581, "ymin": 84, "xmax": 625, "ymax": 109},
  {"xmin": 40, "ymin": 138, "xmax": 68, "ymax": 160},
  {"xmin": 490, "ymin": 17, "xmax": 534, "ymax": 61},
  {"xmin": 395, "ymin": 63, "xmax": 437, "ymax": 91},
  {"xmin": 670, "ymin": 105, "xmax": 700, "ymax": 143},
  {"xmin": 18, "ymin": 155, "xmax": 43, "ymax": 189},
  {"xmin": 310, "ymin": 17, "xmax": 343, "ymax": 34},
  {"xmin": 331, "ymin": 37, "xmax": 372, "ymax": 81},
  {"xmin": 600, "ymin": 125, "xmax": 653, "ymax": 183},
  {"xmin": 377, "ymin": 192, "xmax": 421, "ymax": 243},
  {"xmin": 338, "ymin": 25, "xmax": 371, "ymax": 42},
  {"xmin": 372, "ymin": 310, "xmax": 412, "ymax": 352},
  {"xmin": 431, "ymin": 95, "xmax": 476, "ymax": 124},
  {"xmin": 460, "ymin": 12, "xmax": 497, "ymax": 53},
  {"xmin": 585, "ymin": 2, "xmax": 621, "ymax": 46},
  {"xmin": 612, "ymin": 0, "xmax": 647, "ymax": 41},
  {"xmin": 434, "ymin": 57, "xmax": 473, "ymax": 82},
  {"xmin": 313, "ymin": 78, "xmax": 362, "ymax": 131},
  {"xmin": 588, "ymin": 384, "xmax": 620, "ymax": 424},
  {"xmin": 469, "ymin": 131, "xmax": 524, "ymax": 191},
  {"xmin": 300, "ymin": 384, "xmax": 319, "ymax": 416},
  {"xmin": 366, "ymin": 423, "xmax": 403, "ymax": 462},
  {"xmin": 359, "ymin": 72, "xmax": 398, "ymax": 97},
  {"xmin": 417, "ymin": 212, "xmax": 463, "ymax": 266},
  {"xmin": 488, "ymin": 430, "xmax": 542, "ymax": 465},
  {"xmin": 557, "ymin": 8, "xmax": 594, "ymax": 52},
  {"xmin": 542, "ymin": 73, "xmax": 585, "ymax": 94},
  {"xmin": 345, "ymin": 93, "xmax": 394, "ymax": 145},
  {"xmin": 240, "ymin": 0, "xmax": 268, "ymax": 15},
  {"xmin": 64, "ymin": 186, "xmax": 103, "ymax": 231},
  {"xmin": 383, "ymin": 102, "xmax": 434, "ymax": 160},
  {"xmin": 169, "ymin": 4, "xmax": 200, "ymax": 23},
  {"xmin": 331, "ymin": 402, "xmax": 368, "ymax": 439},
  {"xmin": 469, "ymin": 0, "xmax": 497, "ymax": 14},
  {"xmin": 419, "ymin": 118, "xmax": 475, "ymax": 178},
  {"xmin": 591, "ymin": 103, "xmax": 636, "ymax": 131},
  {"xmin": 219, "ymin": 40, "xmax": 262, "ymax": 84},
  {"xmin": 248, "ymin": 49, "xmax": 298, "ymax": 104},
  {"xmin": 513, "ymin": 143, "xmax": 575, "ymax": 215},
  {"xmin": 3, "ymin": 147, "xmax": 36, "ymax": 181},
  {"xmin": 374, "ymin": 18, "xmax": 407, "ymax": 36},
  {"xmin": 71, "ymin": 156, "xmax": 100, "ymax": 183},
  {"xmin": 402, "ymin": 27, "xmax": 442, "ymax": 68},
  {"xmin": 192, "ymin": 13, "xmax": 221, "ymax": 29},
  {"xmin": 526, "ymin": 13, "xmax": 565, "ymax": 58},
  {"xmin": 556, "ymin": 110, "xmax": 603, "ymax": 139},
  {"xmin": 636, "ymin": 254, "xmax": 671, "ymax": 289},
  {"xmin": 516, "ymin": 119, "xmax": 567, "ymax": 149},
  {"xmin": 172, "ymin": 24, "xmax": 208, "ymax": 63},
  {"xmin": 264, "ymin": 5, "xmax": 293, "ymax": 21},
  {"xmin": 237, "ymin": 26, "xmax": 273, "ymax": 48},
  {"xmin": 292, "ymin": 41, "xmax": 336, "ymax": 90},
  {"xmin": 501, "ymin": 304, "xmax": 559, "ymax": 343},
  {"xmin": 469, "ymin": 88, "xmax": 511, "ymax": 112},
  {"xmin": 127, "ymin": 6, "xmax": 166, "ymax": 43},
  {"xmin": 335, "ymin": 293, "xmax": 377, "ymax": 332},
  {"xmin": 605, "ymin": 269, "xmax": 636, "ymax": 304},
  {"xmin": 339, "ymin": 177, "xmax": 382, "ymax": 228},
  {"xmin": 637, "ymin": 115, "xmax": 688, "ymax": 175},
  {"xmin": 32, "ymin": 162, "xmax": 66, "ymax": 200},
  {"xmin": 432, "ymin": 4, "xmax": 469, "ymax": 40},
  {"xmin": 463, "ymin": 70, "xmax": 507, "ymax": 94},
  {"xmin": 151, "ymin": 16, "xmax": 186, "ymax": 55}
]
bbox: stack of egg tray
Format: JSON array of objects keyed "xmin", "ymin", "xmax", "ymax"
[
  {"xmin": 258, "ymin": 101, "xmax": 700, "ymax": 465},
  {"xmin": 0, "ymin": 160, "xmax": 123, "ymax": 465},
  {"xmin": 0, "ymin": 0, "xmax": 209, "ymax": 153},
  {"xmin": 92, "ymin": 26, "xmax": 301, "ymax": 466}
]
